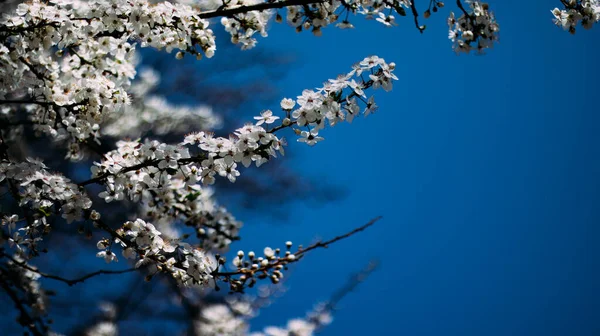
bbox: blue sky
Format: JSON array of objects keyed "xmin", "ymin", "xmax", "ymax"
[{"xmin": 226, "ymin": 1, "xmax": 600, "ymax": 335}]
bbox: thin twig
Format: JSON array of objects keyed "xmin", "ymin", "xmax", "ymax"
[
  {"xmin": 4, "ymin": 255, "xmax": 136, "ymax": 286},
  {"xmin": 297, "ymin": 216, "xmax": 382, "ymax": 256}
]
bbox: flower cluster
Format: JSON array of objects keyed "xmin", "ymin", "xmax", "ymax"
[
  {"xmin": 141, "ymin": 178, "xmax": 243, "ymax": 251},
  {"xmin": 0, "ymin": 157, "xmax": 92, "ymax": 255},
  {"xmin": 81, "ymin": 302, "xmax": 118, "ymax": 336},
  {"xmin": 83, "ymin": 321, "xmax": 117, "ymax": 336},
  {"xmin": 180, "ymin": 124, "xmax": 282, "ymax": 184},
  {"xmin": 447, "ymin": 1, "xmax": 499, "ymax": 54},
  {"xmin": 0, "ymin": 158, "xmax": 91, "ymax": 223},
  {"xmin": 282, "ymin": 0, "xmax": 411, "ymax": 35},
  {"xmin": 91, "ymin": 139, "xmax": 240, "ymax": 250},
  {"xmin": 284, "ymin": 55, "xmax": 395, "ymax": 146},
  {"xmin": 0, "ymin": 0, "xmax": 216, "ymax": 145},
  {"xmin": 220, "ymin": 0, "xmax": 273, "ymax": 49},
  {"xmin": 551, "ymin": 0, "xmax": 600, "ymax": 33},
  {"xmin": 97, "ymin": 218, "xmax": 218, "ymax": 286},
  {"xmin": 251, "ymin": 303, "xmax": 333, "ymax": 336},
  {"xmin": 93, "ymin": 139, "xmax": 193, "ymax": 202},
  {"xmin": 194, "ymin": 302, "xmax": 251, "ymax": 336}
]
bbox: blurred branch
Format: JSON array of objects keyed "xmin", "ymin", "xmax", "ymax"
[
  {"xmin": 325, "ymin": 259, "xmax": 379, "ymax": 312},
  {"xmin": 0, "ymin": 267, "xmax": 45, "ymax": 336}
]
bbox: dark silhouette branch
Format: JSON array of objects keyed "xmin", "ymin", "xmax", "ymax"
[
  {"xmin": 409, "ymin": 0, "xmax": 425, "ymax": 33},
  {"xmin": 3, "ymin": 254, "xmax": 136, "ymax": 287},
  {"xmin": 297, "ymin": 216, "xmax": 382, "ymax": 256},
  {"xmin": 197, "ymin": 0, "xmax": 327, "ymax": 19}
]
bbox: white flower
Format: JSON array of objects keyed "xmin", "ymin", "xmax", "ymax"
[
  {"xmin": 218, "ymin": 162, "xmax": 241, "ymax": 182},
  {"xmin": 2, "ymin": 215, "xmax": 19, "ymax": 234},
  {"xmin": 254, "ymin": 110, "xmax": 280, "ymax": 125},
  {"xmin": 297, "ymin": 129, "xmax": 324, "ymax": 146},
  {"xmin": 364, "ymin": 96, "xmax": 378, "ymax": 117},
  {"xmin": 280, "ymin": 98, "xmax": 296, "ymax": 110},
  {"xmin": 96, "ymin": 251, "xmax": 118, "ymax": 263}
]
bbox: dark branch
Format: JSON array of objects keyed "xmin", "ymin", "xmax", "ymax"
[
  {"xmin": 4, "ymin": 255, "xmax": 136, "ymax": 286},
  {"xmin": 297, "ymin": 216, "xmax": 382, "ymax": 256},
  {"xmin": 409, "ymin": 0, "xmax": 425, "ymax": 33},
  {"xmin": 0, "ymin": 99, "xmax": 52, "ymax": 106},
  {"xmin": 197, "ymin": 0, "xmax": 327, "ymax": 19},
  {"xmin": 214, "ymin": 216, "xmax": 382, "ymax": 278}
]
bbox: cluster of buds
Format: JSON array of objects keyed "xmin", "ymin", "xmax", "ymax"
[{"xmin": 219, "ymin": 241, "xmax": 296, "ymax": 292}]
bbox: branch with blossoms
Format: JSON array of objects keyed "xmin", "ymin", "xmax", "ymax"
[
  {"xmin": 551, "ymin": 0, "xmax": 600, "ymax": 33},
  {"xmin": 91, "ymin": 213, "xmax": 380, "ymax": 291},
  {"xmin": 212, "ymin": 216, "xmax": 381, "ymax": 293},
  {"xmin": 1, "ymin": 142, "xmax": 378, "ymax": 291},
  {"xmin": 0, "ymin": 0, "xmax": 504, "ymax": 163}
]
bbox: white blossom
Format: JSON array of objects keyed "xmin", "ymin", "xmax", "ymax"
[{"xmin": 447, "ymin": 1, "xmax": 500, "ymax": 54}]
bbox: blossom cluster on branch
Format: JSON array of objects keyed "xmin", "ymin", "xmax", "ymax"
[
  {"xmin": 447, "ymin": 1, "xmax": 499, "ymax": 54},
  {"xmin": 552, "ymin": 0, "xmax": 600, "ymax": 33}
]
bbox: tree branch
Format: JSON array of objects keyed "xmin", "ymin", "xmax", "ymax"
[
  {"xmin": 0, "ymin": 99, "xmax": 52, "ymax": 106},
  {"xmin": 197, "ymin": 0, "xmax": 327, "ymax": 19},
  {"xmin": 297, "ymin": 216, "xmax": 382, "ymax": 256},
  {"xmin": 409, "ymin": 0, "xmax": 425, "ymax": 33},
  {"xmin": 214, "ymin": 216, "xmax": 382, "ymax": 278},
  {"xmin": 4, "ymin": 255, "xmax": 136, "ymax": 286}
]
